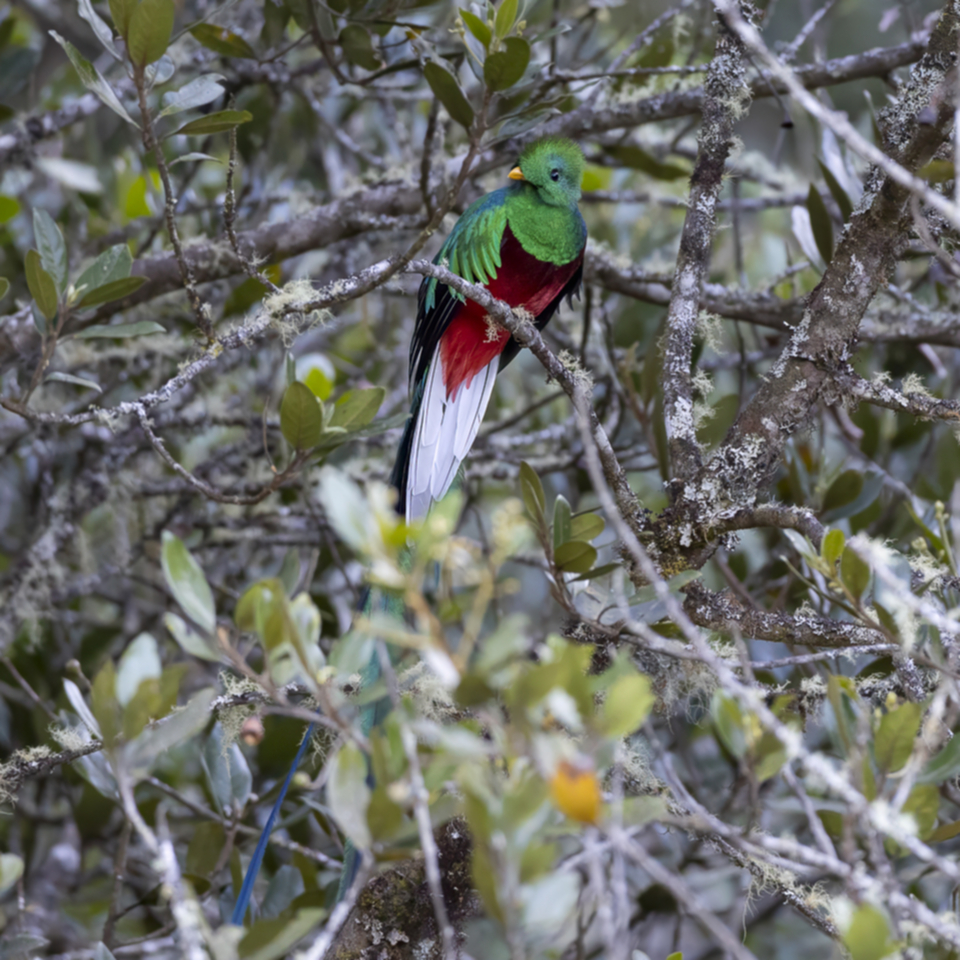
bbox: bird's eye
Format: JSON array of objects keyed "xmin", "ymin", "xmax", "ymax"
[{"xmin": 550, "ymin": 169, "xmax": 560, "ymax": 181}]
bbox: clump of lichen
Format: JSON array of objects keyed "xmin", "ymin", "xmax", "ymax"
[{"xmin": 217, "ymin": 673, "xmax": 264, "ymax": 752}]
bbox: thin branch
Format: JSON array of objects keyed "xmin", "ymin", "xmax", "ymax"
[
  {"xmin": 683, "ymin": 581, "xmax": 886, "ymax": 649},
  {"xmin": 376, "ymin": 642, "xmax": 458, "ymax": 960}
]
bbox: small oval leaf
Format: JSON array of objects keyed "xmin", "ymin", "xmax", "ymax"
[
  {"xmin": 128, "ymin": 0, "xmax": 175, "ymax": 67},
  {"xmin": 328, "ymin": 386, "xmax": 385, "ymax": 431},
  {"xmin": 338, "ymin": 25, "xmax": 380, "ymax": 70},
  {"xmin": 25, "ymin": 249, "xmax": 59, "ymax": 320},
  {"xmin": 75, "ymin": 320, "xmax": 165, "ymax": 339},
  {"xmin": 554, "ymin": 540, "xmax": 598, "ymax": 574},
  {"xmin": 483, "ymin": 36, "xmax": 530, "ymax": 91},
  {"xmin": 161, "ymin": 530, "xmax": 216, "ymax": 635},
  {"xmin": 423, "ymin": 61, "xmax": 474, "ymax": 129},
  {"xmin": 494, "ymin": 0, "xmax": 518, "ymax": 39},
  {"xmin": 45, "ymin": 371, "xmax": 102, "ymax": 392},
  {"xmin": 172, "ymin": 108, "xmax": 253, "ymax": 136},
  {"xmin": 78, "ymin": 275, "xmax": 146, "ymax": 307},
  {"xmin": 460, "ymin": 8, "xmax": 491, "ymax": 48},
  {"xmin": 280, "ymin": 381, "xmax": 324, "ymax": 450}
]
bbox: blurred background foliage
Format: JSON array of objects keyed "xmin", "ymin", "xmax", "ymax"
[{"xmin": 1, "ymin": 0, "xmax": 959, "ymax": 958}]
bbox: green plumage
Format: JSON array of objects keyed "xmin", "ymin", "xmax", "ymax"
[{"xmin": 423, "ymin": 137, "xmax": 586, "ymax": 313}]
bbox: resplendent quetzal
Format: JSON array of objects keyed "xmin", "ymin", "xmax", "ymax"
[{"xmin": 231, "ymin": 137, "xmax": 586, "ymax": 923}]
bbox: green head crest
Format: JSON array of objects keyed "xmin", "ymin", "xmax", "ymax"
[{"xmin": 509, "ymin": 137, "xmax": 584, "ymax": 207}]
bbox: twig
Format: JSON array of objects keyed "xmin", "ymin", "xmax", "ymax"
[
  {"xmin": 102, "ymin": 817, "xmax": 132, "ymax": 949},
  {"xmin": 376, "ymin": 641, "xmax": 458, "ymax": 960},
  {"xmin": 136, "ymin": 408, "xmax": 308, "ymax": 505},
  {"xmin": 133, "ymin": 67, "xmax": 211, "ymax": 338}
]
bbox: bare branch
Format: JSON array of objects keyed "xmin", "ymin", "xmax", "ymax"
[{"xmin": 662, "ymin": 3, "xmax": 753, "ymax": 481}]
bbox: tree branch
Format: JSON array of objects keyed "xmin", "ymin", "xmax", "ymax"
[{"xmin": 662, "ymin": 3, "xmax": 753, "ymax": 482}]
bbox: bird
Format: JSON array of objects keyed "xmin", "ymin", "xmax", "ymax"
[
  {"xmin": 231, "ymin": 136, "xmax": 586, "ymax": 924},
  {"xmin": 392, "ymin": 136, "xmax": 587, "ymax": 521}
]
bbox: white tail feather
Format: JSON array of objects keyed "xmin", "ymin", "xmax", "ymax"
[{"xmin": 405, "ymin": 355, "xmax": 499, "ymax": 522}]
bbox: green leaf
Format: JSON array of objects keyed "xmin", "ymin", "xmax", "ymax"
[
  {"xmin": 806, "ymin": 182, "xmax": 833, "ymax": 265},
  {"xmin": 339, "ymin": 25, "xmax": 380, "ymax": 70},
  {"xmin": 77, "ymin": 275, "xmax": 146, "ymax": 307},
  {"xmin": 186, "ymin": 821, "xmax": 225, "ymax": 877},
  {"xmin": 821, "ymin": 528, "xmax": 845, "ymax": 568},
  {"xmin": 0, "ymin": 194, "xmax": 18, "ymax": 222},
  {"xmin": 25, "ymin": 249, "xmax": 57, "ymax": 321},
  {"xmin": 918, "ymin": 733, "xmax": 960, "ymax": 785},
  {"xmin": 928, "ymin": 819, "xmax": 960, "ymax": 843},
  {"xmin": 235, "ymin": 579, "xmax": 285, "ymax": 638},
  {"xmin": 0, "ymin": 854, "xmax": 23, "ymax": 897},
  {"xmin": 554, "ymin": 540, "xmax": 597, "ymax": 574},
  {"xmin": 572, "ymin": 561, "xmax": 621, "ymax": 582},
  {"xmin": 33, "ymin": 208, "xmax": 67, "ymax": 294},
  {"xmin": 460, "ymin": 8, "xmax": 491, "ymax": 48},
  {"xmin": 222, "ymin": 273, "xmax": 271, "ymax": 317},
  {"xmin": 158, "ymin": 73, "xmax": 226, "ymax": 116},
  {"xmin": 0, "ymin": 277, "xmax": 8, "ymax": 301},
  {"xmin": 519, "ymin": 460, "xmax": 545, "ymax": 520},
  {"xmin": 604, "ymin": 144, "xmax": 688, "ymax": 181},
  {"xmin": 189, "ymin": 23, "xmax": 257, "ymax": 59},
  {"xmin": 822, "ymin": 469, "xmax": 863, "ymax": 515},
  {"xmin": 75, "ymin": 243, "xmax": 133, "ymax": 297},
  {"xmin": 840, "ymin": 544, "xmax": 870, "ymax": 601},
  {"xmin": 874, "ymin": 702, "xmax": 922, "ymax": 773},
  {"xmin": 260, "ymin": 0, "xmax": 290, "ymax": 49},
  {"xmin": 123, "ymin": 688, "xmax": 215, "ymax": 779},
  {"xmin": 239, "ymin": 908, "xmax": 326, "ymax": 960},
  {"xmin": 161, "ymin": 530, "xmax": 216, "ymax": 635},
  {"xmin": 75, "ymin": 320, "xmax": 164, "ymax": 339},
  {"xmin": 91, "ymin": 660, "xmax": 121, "ymax": 745},
  {"xmin": 600, "ymin": 673, "xmax": 653, "ymax": 737},
  {"xmin": 552, "ymin": 495, "xmax": 572, "ymax": 551},
  {"xmin": 108, "ymin": 0, "xmax": 137, "ymax": 39},
  {"xmin": 116, "ymin": 632, "xmax": 161, "ymax": 706},
  {"xmin": 817, "ymin": 159, "xmax": 853, "ymax": 221},
  {"xmin": 423, "ymin": 61, "xmax": 474, "ymax": 129},
  {"xmin": 165, "ymin": 611, "xmax": 220, "ymax": 661},
  {"xmin": 280, "ymin": 381, "xmax": 324, "ymax": 450},
  {"xmin": 64, "ymin": 678, "xmax": 103, "ymax": 739},
  {"xmin": 919, "ymin": 159, "xmax": 955, "ymax": 184},
  {"xmin": 172, "ymin": 108, "xmax": 253, "ymax": 136},
  {"xmin": 494, "ymin": 0, "xmax": 518, "ymax": 39},
  {"xmin": 483, "ymin": 36, "xmax": 530, "ymax": 91},
  {"xmin": 636, "ymin": 31, "xmax": 673, "ymax": 69},
  {"xmin": 903, "ymin": 783, "xmax": 939, "ymax": 840},
  {"xmin": 45, "ymin": 371, "xmax": 101, "ymax": 392},
  {"xmin": 844, "ymin": 905, "xmax": 893, "ymax": 960},
  {"xmin": 329, "ymin": 386, "xmax": 385, "ymax": 431},
  {"xmin": 304, "ymin": 366, "xmax": 333, "ymax": 401},
  {"xmin": 327, "ymin": 742, "xmax": 371, "ymax": 850},
  {"xmin": 50, "ymin": 31, "xmax": 138, "ymax": 126},
  {"xmin": 570, "ymin": 511, "xmax": 604, "ymax": 542},
  {"xmin": 712, "ymin": 690, "xmax": 747, "ymax": 759},
  {"xmin": 203, "ymin": 722, "xmax": 252, "ymax": 815},
  {"xmin": 128, "ymin": 0, "xmax": 175, "ymax": 67},
  {"xmin": 470, "ymin": 842, "xmax": 504, "ymax": 924},
  {"xmin": 78, "ymin": 0, "xmax": 120, "ymax": 59}
]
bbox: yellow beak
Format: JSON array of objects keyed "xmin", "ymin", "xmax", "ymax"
[{"xmin": 508, "ymin": 166, "xmax": 526, "ymax": 181}]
